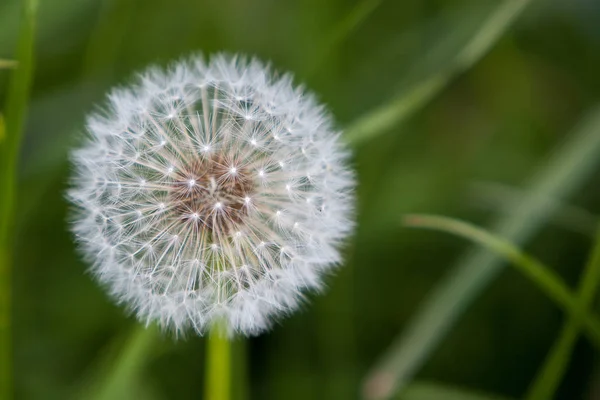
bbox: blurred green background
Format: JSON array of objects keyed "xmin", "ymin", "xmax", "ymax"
[{"xmin": 2, "ymin": 0, "xmax": 600, "ymax": 399}]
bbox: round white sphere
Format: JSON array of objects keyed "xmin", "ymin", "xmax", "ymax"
[{"xmin": 69, "ymin": 54, "xmax": 355, "ymax": 336}]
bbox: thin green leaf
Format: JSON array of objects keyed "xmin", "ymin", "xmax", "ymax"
[
  {"xmin": 525, "ymin": 227, "xmax": 600, "ymax": 400},
  {"xmin": 362, "ymin": 107, "xmax": 600, "ymax": 400},
  {"xmin": 400, "ymin": 382, "xmax": 513, "ymax": 400},
  {"xmin": 0, "ymin": 0, "xmax": 37, "ymax": 398},
  {"xmin": 401, "ymin": 214, "xmax": 600, "ymax": 346},
  {"xmin": 1, "ymin": 0, "xmax": 37, "ymax": 234},
  {"xmin": 344, "ymin": 0, "xmax": 534, "ymax": 146}
]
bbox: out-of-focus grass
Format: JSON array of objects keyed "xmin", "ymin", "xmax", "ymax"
[
  {"xmin": 363, "ymin": 107, "xmax": 600, "ymax": 400},
  {"xmin": 344, "ymin": 0, "xmax": 534, "ymax": 146},
  {"xmin": 2, "ymin": 0, "xmax": 600, "ymax": 399},
  {"xmin": 402, "ymin": 214, "xmax": 600, "ymax": 346},
  {"xmin": 0, "ymin": 0, "xmax": 37, "ymax": 398},
  {"xmin": 82, "ymin": 325, "xmax": 159, "ymax": 400},
  {"xmin": 525, "ymin": 226, "xmax": 600, "ymax": 400}
]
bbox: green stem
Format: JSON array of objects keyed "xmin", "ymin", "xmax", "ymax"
[
  {"xmin": 0, "ymin": 1, "xmax": 37, "ymax": 399},
  {"xmin": 525, "ymin": 228, "xmax": 600, "ymax": 400},
  {"xmin": 205, "ymin": 323, "xmax": 231, "ymax": 400}
]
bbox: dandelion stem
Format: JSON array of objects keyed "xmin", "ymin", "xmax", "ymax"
[
  {"xmin": 205, "ymin": 322, "xmax": 231, "ymax": 400},
  {"xmin": 0, "ymin": 0, "xmax": 37, "ymax": 398}
]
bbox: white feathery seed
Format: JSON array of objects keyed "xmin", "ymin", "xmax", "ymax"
[{"xmin": 68, "ymin": 54, "xmax": 355, "ymax": 336}]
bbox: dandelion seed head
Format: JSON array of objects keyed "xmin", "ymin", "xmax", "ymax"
[{"xmin": 68, "ymin": 53, "xmax": 355, "ymax": 336}]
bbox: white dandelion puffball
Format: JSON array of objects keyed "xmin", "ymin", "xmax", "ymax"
[{"xmin": 69, "ymin": 54, "xmax": 355, "ymax": 336}]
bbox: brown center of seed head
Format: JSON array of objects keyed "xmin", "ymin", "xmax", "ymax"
[{"xmin": 169, "ymin": 155, "xmax": 255, "ymax": 231}]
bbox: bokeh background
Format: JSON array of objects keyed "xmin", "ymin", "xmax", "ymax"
[{"xmin": 1, "ymin": 0, "xmax": 600, "ymax": 399}]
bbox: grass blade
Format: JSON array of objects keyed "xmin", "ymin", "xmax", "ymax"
[
  {"xmin": 344, "ymin": 0, "xmax": 534, "ymax": 147},
  {"xmin": 0, "ymin": 0, "xmax": 38, "ymax": 398},
  {"xmin": 362, "ymin": 107, "xmax": 600, "ymax": 400},
  {"xmin": 401, "ymin": 214, "xmax": 600, "ymax": 346},
  {"xmin": 400, "ymin": 381, "xmax": 513, "ymax": 400},
  {"xmin": 524, "ymin": 227, "xmax": 600, "ymax": 400}
]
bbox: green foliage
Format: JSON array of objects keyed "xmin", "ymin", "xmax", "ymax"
[
  {"xmin": 0, "ymin": 1, "xmax": 37, "ymax": 398},
  {"xmin": 3, "ymin": 0, "xmax": 600, "ymax": 399},
  {"xmin": 344, "ymin": 0, "xmax": 534, "ymax": 146},
  {"xmin": 525, "ymin": 227, "xmax": 600, "ymax": 400},
  {"xmin": 363, "ymin": 108, "xmax": 600, "ymax": 400},
  {"xmin": 402, "ymin": 214, "xmax": 600, "ymax": 346}
]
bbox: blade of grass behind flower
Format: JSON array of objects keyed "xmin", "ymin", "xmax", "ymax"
[
  {"xmin": 401, "ymin": 214, "xmax": 600, "ymax": 346},
  {"xmin": 344, "ymin": 0, "xmax": 534, "ymax": 147},
  {"xmin": 524, "ymin": 226, "xmax": 600, "ymax": 400},
  {"xmin": 0, "ymin": 0, "xmax": 37, "ymax": 398},
  {"xmin": 362, "ymin": 107, "xmax": 600, "ymax": 400}
]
